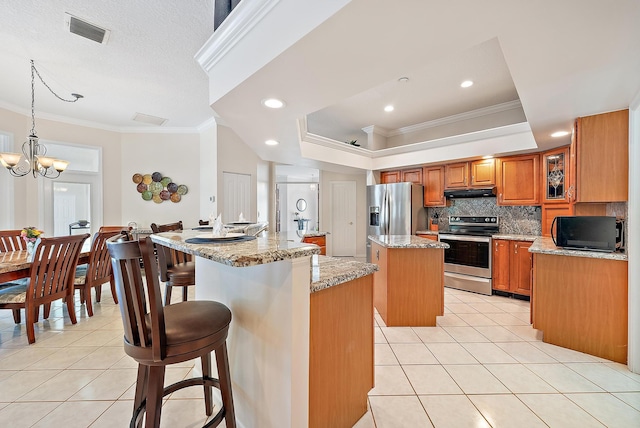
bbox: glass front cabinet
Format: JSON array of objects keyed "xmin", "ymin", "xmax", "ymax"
[{"xmin": 542, "ymin": 146, "xmax": 571, "ymax": 203}]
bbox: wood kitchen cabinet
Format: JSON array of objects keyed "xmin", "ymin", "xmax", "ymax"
[
  {"xmin": 422, "ymin": 166, "xmax": 446, "ymax": 207},
  {"xmin": 444, "ymin": 162, "xmax": 468, "ymax": 188},
  {"xmin": 541, "ymin": 146, "xmax": 571, "ymax": 204},
  {"xmin": 573, "ymin": 109, "xmax": 629, "ymax": 202},
  {"xmin": 492, "ymin": 239, "xmax": 533, "ymax": 297},
  {"xmin": 496, "ymin": 154, "xmax": 540, "ymax": 205},
  {"xmin": 401, "ymin": 168, "xmax": 423, "ymax": 185},
  {"xmin": 445, "ymin": 159, "xmax": 495, "ymax": 189},
  {"xmin": 302, "ymin": 235, "xmax": 326, "ymax": 255},
  {"xmin": 416, "ymin": 233, "xmax": 438, "ymax": 241},
  {"xmin": 541, "ymin": 204, "xmax": 574, "ymax": 237},
  {"xmin": 380, "ymin": 170, "xmax": 401, "ymax": 183}
]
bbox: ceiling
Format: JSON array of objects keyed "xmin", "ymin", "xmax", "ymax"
[{"xmin": 1, "ymin": 0, "xmax": 640, "ymax": 171}]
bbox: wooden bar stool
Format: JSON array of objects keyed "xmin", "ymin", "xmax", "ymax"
[{"xmin": 107, "ymin": 235, "xmax": 236, "ymax": 428}]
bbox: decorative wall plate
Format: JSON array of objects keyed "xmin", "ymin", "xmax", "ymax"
[
  {"xmin": 132, "ymin": 172, "xmax": 188, "ymax": 204},
  {"xmin": 132, "ymin": 173, "xmax": 143, "ymax": 184}
]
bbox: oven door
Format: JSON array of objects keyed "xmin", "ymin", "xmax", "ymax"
[{"xmin": 439, "ymin": 234, "xmax": 492, "ymax": 278}]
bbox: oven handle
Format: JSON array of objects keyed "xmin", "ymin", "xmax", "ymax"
[{"xmin": 439, "ymin": 234, "xmax": 492, "ymax": 243}]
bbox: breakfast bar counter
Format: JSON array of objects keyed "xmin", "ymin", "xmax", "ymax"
[{"xmin": 151, "ymin": 230, "xmax": 377, "ymax": 428}]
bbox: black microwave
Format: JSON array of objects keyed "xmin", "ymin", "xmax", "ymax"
[{"xmin": 551, "ymin": 216, "xmax": 624, "ymax": 252}]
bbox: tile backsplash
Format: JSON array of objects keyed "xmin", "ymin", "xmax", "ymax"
[{"xmin": 426, "ymin": 197, "xmax": 542, "ymax": 235}]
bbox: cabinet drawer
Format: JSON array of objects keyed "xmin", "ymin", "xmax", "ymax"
[{"xmin": 303, "ymin": 236, "xmax": 326, "ymax": 246}]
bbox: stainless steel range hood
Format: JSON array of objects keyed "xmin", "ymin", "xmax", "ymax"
[{"xmin": 444, "ymin": 187, "xmax": 497, "ymax": 198}]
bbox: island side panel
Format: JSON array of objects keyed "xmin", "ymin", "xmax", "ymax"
[
  {"xmin": 387, "ymin": 247, "xmax": 444, "ymax": 326},
  {"xmin": 533, "ymin": 253, "xmax": 628, "ymax": 363},
  {"xmin": 195, "ymin": 256, "xmax": 311, "ymax": 428},
  {"xmin": 309, "ymin": 275, "xmax": 374, "ymax": 428},
  {"xmin": 371, "ymin": 242, "xmax": 388, "ymax": 322}
]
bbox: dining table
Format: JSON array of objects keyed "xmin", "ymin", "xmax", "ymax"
[{"xmin": 0, "ymin": 250, "xmax": 90, "ymax": 284}]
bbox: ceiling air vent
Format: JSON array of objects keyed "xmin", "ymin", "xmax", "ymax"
[
  {"xmin": 64, "ymin": 13, "xmax": 110, "ymax": 44},
  {"xmin": 133, "ymin": 113, "xmax": 168, "ymax": 126}
]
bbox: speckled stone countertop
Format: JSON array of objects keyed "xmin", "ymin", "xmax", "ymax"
[
  {"xmin": 415, "ymin": 230, "xmax": 439, "ymax": 236},
  {"xmin": 529, "ymin": 236, "xmax": 628, "ymax": 261},
  {"xmin": 368, "ymin": 235, "xmax": 449, "ymax": 249},
  {"xmin": 303, "ymin": 231, "xmax": 328, "ymax": 238},
  {"xmin": 311, "ymin": 255, "xmax": 378, "ymax": 293},
  {"xmin": 0, "ymin": 250, "xmax": 30, "ymax": 275},
  {"xmin": 151, "ymin": 230, "xmax": 320, "ymax": 267},
  {"xmin": 492, "ymin": 234, "xmax": 538, "ymax": 241}
]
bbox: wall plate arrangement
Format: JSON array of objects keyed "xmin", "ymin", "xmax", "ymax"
[{"xmin": 132, "ymin": 172, "xmax": 188, "ymax": 204}]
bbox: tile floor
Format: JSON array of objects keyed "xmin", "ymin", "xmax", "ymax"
[{"xmin": 0, "ymin": 287, "xmax": 639, "ymax": 427}]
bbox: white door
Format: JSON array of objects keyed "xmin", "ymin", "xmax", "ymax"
[
  {"xmin": 222, "ymin": 172, "xmax": 251, "ymax": 223},
  {"xmin": 330, "ymin": 181, "xmax": 356, "ymax": 257}
]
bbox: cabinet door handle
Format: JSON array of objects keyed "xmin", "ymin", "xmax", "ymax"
[
  {"xmin": 515, "ymin": 243, "xmax": 518, "ymax": 254},
  {"xmin": 376, "ymin": 250, "xmax": 379, "ymax": 261}
]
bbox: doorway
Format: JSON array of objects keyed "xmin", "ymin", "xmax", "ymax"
[
  {"xmin": 222, "ymin": 172, "xmax": 251, "ymax": 223},
  {"xmin": 330, "ymin": 181, "xmax": 356, "ymax": 257}
]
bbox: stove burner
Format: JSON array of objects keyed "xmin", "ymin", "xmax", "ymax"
[{"xmin": 447, "ymin": 215, "xmax": 499, "ymax": 236}]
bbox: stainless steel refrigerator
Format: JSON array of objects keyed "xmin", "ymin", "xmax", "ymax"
[{"xmin": 366, "ymin": 182, "xmax": 426, "ymax": 262}]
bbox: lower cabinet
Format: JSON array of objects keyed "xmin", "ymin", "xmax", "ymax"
[
  {"xmin": 492, "ymin": 239, "xmax": 533, "ymax": 296},
  {"xmin": 416, "ymin": 233, "xmax": 438, "ymax": 241},
  {"xmin": 303, "ymin": 235, "xmax": 326, "ymax": 255}
]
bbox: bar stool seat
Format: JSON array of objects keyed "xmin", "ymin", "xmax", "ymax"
[{"xmin": 107, "ymin": 236, "xmax": 236, "ymax": 428}]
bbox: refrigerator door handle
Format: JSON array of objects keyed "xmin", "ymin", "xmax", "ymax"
[{"xmin": 383, "ymin": 189, "xmax": 389, "ymax": 235}]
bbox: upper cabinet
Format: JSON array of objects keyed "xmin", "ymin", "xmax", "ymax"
[
  {"xmin": 574, "ymin": 109, "xmax": 629, "ymax": 202},
  {"xmin": 444, "ymin": 159, "xmax": 495, "ymax": 189},
  {"xmin": 380, "ymin": 170, "xmax": 401, "ymax": 184},
  {"xmin": 401, "ymin": 168, "xmax": 423, "ymax": 185},
  {"xmin": 423, "ymin": 166, "xmax": 446, "ymax": 207},
  {"xmin": 496, "ymin": 154, "xmax": 540, "ymax": 206},
  {"xmin": 541, "ymin": 146, "xmax": 570, "ymax": 204}
]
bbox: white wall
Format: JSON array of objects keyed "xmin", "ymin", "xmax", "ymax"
[
  {"xmin": 320, "ymin": 169, "xmax": 367, "ymax": 258},
  {"xmin": 628, "ymin": 95, "xmax": 639, "ymax": 373},
  {"xmin": 200, "ymin": 123, "xmax": 218, "ymax": 220},
  {"xmin": 120, "ymin": 132, "xmax": 200, "ymax": 229}
]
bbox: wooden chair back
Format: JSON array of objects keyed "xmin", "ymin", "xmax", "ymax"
[
  {"xmin": 0, "ymin": 230, "xmax": 26, "ymax": 252},
  {"xmin": 99, "ymin": 226, "xmax": 131, "ymax": 233},
  {"xmin": 150, "ymin": 221, "xmax": 183, "ymax": 233},
  {"xmin": 107, "ymin": 236, "xmax": 166, "ymax": 361},
  {"xmin": 85, "ymin": 230, "xmax": 122, "ymax": 287},
  {"xmin": 150, "ymin": 221, "xmax": 190, "ymax": 282},
  {"xmin": 28, "ymin": 234, "xmax": 89, "ymax": 309}
]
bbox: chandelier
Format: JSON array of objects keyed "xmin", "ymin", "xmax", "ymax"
[{"xmin": 0, "ymin": 60, "xmax": 83, "ymax": 178}]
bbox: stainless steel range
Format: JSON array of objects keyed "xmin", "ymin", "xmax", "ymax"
[{"xmin": 439, "ymin": 216, "xmax": 499, "ymax": 295}]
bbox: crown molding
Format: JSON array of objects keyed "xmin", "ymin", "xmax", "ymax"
[
  {"xmin": 361, "ymin": 125, "xmax": 391, "ymax": 137},
  {"xmin": 195, "ymin": 0, "xmax": 280, "ymax": 73},
  {"xmin": 388, "ymin": 100, "xmax": 523, "ymax": 137}
]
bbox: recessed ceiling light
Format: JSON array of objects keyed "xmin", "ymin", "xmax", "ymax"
[
  {"xmin": 460, "ymin": 80, "xmax": 474, "ymax": 88},
  {"xmin": 265, "ymin": 139, "xmax": 279, "ymax": 146},
  {"xmin": 262, "ymin": 98, "xmax": 285, "ymax": 109},
  {"xmin": 551, "ymin": 131, "xmax": 570, "ymax": 138},
  {"xmin": 384, "ymin": 105, "xmax": 394, "ymax": 112},
  {"xmin": 398, "ymin": 77, "xmax": 409, "ymax": 83}
]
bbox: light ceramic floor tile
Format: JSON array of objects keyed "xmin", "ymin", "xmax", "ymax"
[
  {"xmin": 69, "ymin": 346, "xmax": 127, "ymax": 370},
  {"xmin": 25, "ymin": 346, "xmax": 96, "ymax": 370},
  {"xmin": 435, "ymin": 314, "xmax": 468, "ymax": 327},
  {"xmin": 30, "ymin": 329, "xmax": 93, "ymax": 348},
  {"xmin": 443, "ymin": 303, "xmax": 479, "ymax": 314},
  {"xmin": 491, "ymin": 302, "xmax": 530, "ymax": 313},
  {"xmin": 0, "ymin": 369, "xmax": 61, "ymax": 402},
  {"xmin": 70, "ymin": 368, "xmax": 138, "ymax": 400},
  {"xmin": 485, "ymin": 363, "xmax": 557, "ymax": 393},
  {"xmin": 517, "ymin": 393, "xmax": 605, "ymax": 427},
  {"xmin": 158, "ymin": 399, "xmax": 217, "ymax": 428},
  {"xmin": 122, "ymin": 367, "xmax": 193, "ymax": 400},
  {"xmin": 390, "ymin": 343, "xmax": 438, "ymax": 365},
  {"xmin": 68, "ymin": 330, "xmax": 124, "ymax": 347},
  {"xmin": 375, "ymin": 343, "xmax": 400, "ymax": 365},
  {"xmin": 461, "ymin": 342, "xmax": 518, "ymax": 364},
  {"xmin": 503, "ymin": 325, "xmax": 543, "ymax": 341},
  {"xmin": 0, "ymin": 401, "xmax": 61, "ymax": 428},
  {"xmin": 466, "ymin": 302, "xmax": 505, "ymax": 314},
  {"xmin": 411, "ymin": 327, "xmax": 455, "ymax": 343},
  {"xmin": 443, "ymin": 364, "xmax": 509, "ymax": 394},
  {"xmin": 441, "ymin": 326, "xmax": 489, "ymax": 342},
  {"xmin": 525, "ymin": 363, "xmax": 604, "ymax": 393},
  {"xmin": 473, "ymin": 325, "xmax": 525, "ymax": 342},
  {"xmin": 374, "ymin": 326, "xmax": 387, "ymax": 344},
  {"xmin": 605, "ymin": 363, "xmax": 640, "ymax": 383},
  {"xmin": 613, "ymin": 392, "xmax": 640, "ymax": 411},
  {"xmin": 427, "ymin": 342, "xmax": 478, "ymax": 365},
  {"xmin": 403, "ymin": 365, "xmax": 463, "ymax": 395},
  {"xmin": 452, "ymin": 293, "xmax": 487, "ymax": 303},
  {"xmin": 496, "ymin": 342, "xmax": 558, "ymax": 363},
  {"xmin": 89, "ymin": 400, "xmax": 134, "ymax": 428},
  {"xmin": 369, "ymin": 395, "xmax": 433, "ymax": 428},
  {"xmin": 30, "ymin": 400, "xmax": 113, "ymax": 428},
  {"xmin": 368, "ymin": 365, "xmax": 415, "ymax": 395},
  {"xmin": 0, "ymin": 346, "xmax": 53, "ymax": 370},
  {"xmin": 566, "ymin": 393, "xmax": 640, "ymax": 428},
  {"xmin": 379, "ymin": 327, "xmax": 422, "ymax": 343},
  {"xmin": 419, "ymin": 395, "xmax": 490, "ymax": 428},
  {"xmin": 374, "ymin": 313, "xmax": 385, "ymax": 327},
  {"xmin": 488, "ymin": 312, "xmax": 531, "ymax": 326},
  {"xmin": 352, "ymin": 408, "xmax": 375, "ymax": 428},
  {"xmin": 18, "ymin": 369, "xmax": 104, "ymax": 401},
  {"xmin": 443, "ymin": 295, "xmax": 463, "ymax": 304},
  {"xmin": 531, "ymin": 341, "xmax": 600, "ymax": 362},
  {"xmin": 565, "ymin": 363, "xmax": 640, "ymax": 392},
  {"xmin": 455, "ymin": 313, "xmax": 498, "ymax": 326},
  {"xmin": 469, "ymin": 394, "xmax": 547, "ymax": 427}
]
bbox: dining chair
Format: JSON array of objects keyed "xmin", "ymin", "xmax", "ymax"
[
  {"xmin": 0, "ymin": 233, "xmax": 90, "ymax": 344},
  {"xmin": 74, "ymin": 229, "xmax": 123, "ymax": 317},
  {"xmin": 150, "ymin": 221, "xmax": 195, "ymax": 305},
  {"xmin": 99, "ymin": 225, "xmax": 132, "ymax": 233},
  {"xmin": 0, "ymin": 229, "xmax": 26, "ymax": 252},
  {"xmin": 107, "ymin": 235, "xmax": 236, "ymax": 428}
]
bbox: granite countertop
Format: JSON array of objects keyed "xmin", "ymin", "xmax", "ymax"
[
  {"xmin": 0, "ymin": 250, "xmax": 30, "ymax": 275},
  {"xmin": 529, "ymin": 236, "xmax": 628, "ymax": 261},
  {"xmin": 368, "ymin": 235, "xmax": 449, "ymax": 249},
  {"xmin": 415, "ymin": 230, "xmax": 439, "ymax": 236},
  {"xmin": 492, "ymin": 234, "xmax": 538, "ymax": 241},
  {"xmin": 311, "ymin": 255, "xmax": 378, "ymax": 293},
  {"xmin": 150, "ymin": 230, "xmax": 320, "ymax": 267},
  {"xmin": 303, "ymin": 231, "xmax": 328, "ymax": 238}
]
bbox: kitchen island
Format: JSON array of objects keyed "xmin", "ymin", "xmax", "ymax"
[
  {"xmin": 368, "ymin": 235, "xmax": 448, "ymax": 326},
  {"xmin": 530, "ymin": 237, "xmax": 628, "ymax": 363},
  {"xmin": 151, "ymin": 230, "xmax": 377, "ymax": 428}
]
